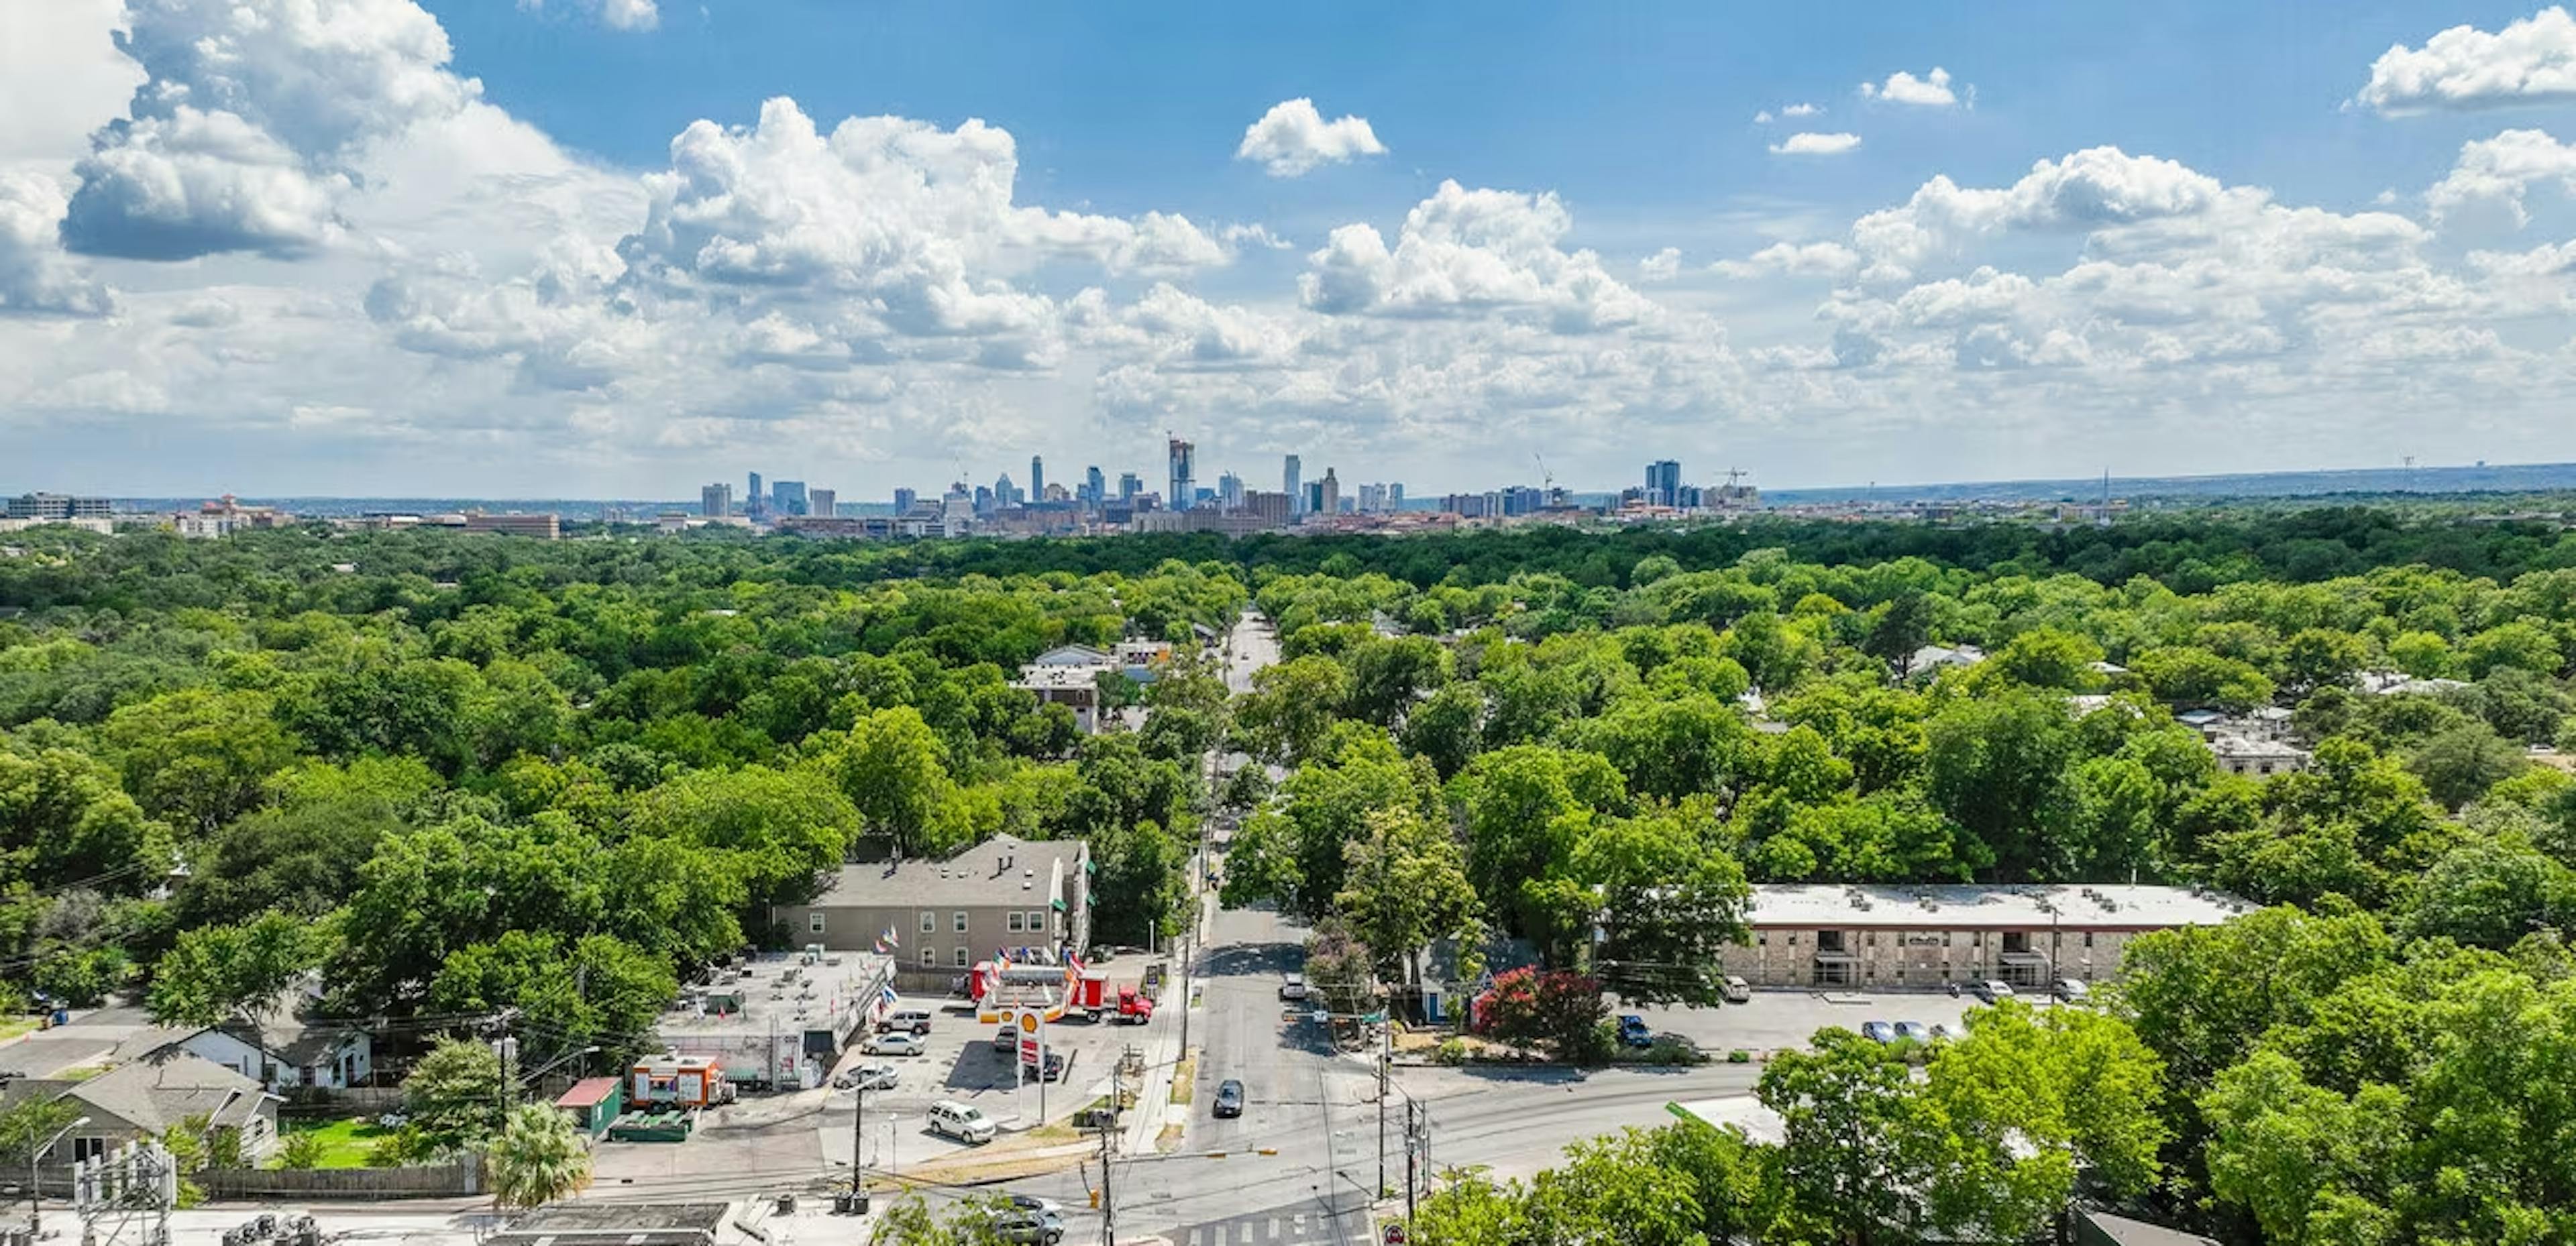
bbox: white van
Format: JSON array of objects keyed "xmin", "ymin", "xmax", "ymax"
[{"xmin": 928, "ymin": 1100, "xmax": 996, "ymax": 1145}]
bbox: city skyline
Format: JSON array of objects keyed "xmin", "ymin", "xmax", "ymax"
[{"xmin": 10, "ymin": 3, "xmax": 2576, "ymax": 497}]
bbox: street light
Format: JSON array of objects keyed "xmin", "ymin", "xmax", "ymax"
[{"xmin": 30, "ymin": 1115, "xmax": 90, "ymax": 1240}]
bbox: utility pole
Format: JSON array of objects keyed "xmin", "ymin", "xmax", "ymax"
[
  {"xmin": 1097, "ymin": 1117, "xmax": 1118, "ymax": 1246},
  {"xmin": 1377, "ymin": 1017, "xmax": 1389, "ymax": 1201},
  {"xmin": 492, "ymin": 1034, "xmax": 519, "ymax": 1123},
  {"xmin": 1405, "ymin": 1099, "xmax": 1421, "ymax": 1231},
  {"xmin": 849, "ymin": 1074, "xmax": 866, "ymax": 1198}
]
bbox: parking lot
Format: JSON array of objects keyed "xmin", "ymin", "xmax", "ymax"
[
  {"xmin": 590, "ymin": 978, "xmax": 1170, "ymax": 1187},
  {"xmin": 822, "ymin": 995, "xmax": 1154, "ymax": 1132},
  {"xmin": 1632, "ymin": 986, "xmax": 2084, "ymax": 1054}
]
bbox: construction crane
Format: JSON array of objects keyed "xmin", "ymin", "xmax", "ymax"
[{"xmin": 1532, "ymin": 452, "xmax": 1554, "ymax": 492}]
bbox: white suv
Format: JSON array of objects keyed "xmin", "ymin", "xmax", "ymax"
[{"xmin": 928, "ymin": 1100, "xmax": 996, "ymax": 1145}]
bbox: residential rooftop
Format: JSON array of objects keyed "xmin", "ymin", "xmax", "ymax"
[
  {"xmin": 804, "ymin": 834, "xmax": 1085, "ymax": 911},
  {"xmin": 1743, "ymin": 883, "xmax": 2254, "ymax": 931}
]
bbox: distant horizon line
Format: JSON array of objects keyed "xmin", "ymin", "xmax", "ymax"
[{"xmin": 34, "ymin": 457, "xmax": 2576, "ymax": 508}]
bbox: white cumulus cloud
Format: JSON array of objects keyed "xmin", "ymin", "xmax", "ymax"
[
  {"xmin": 0, "ymin": 171, "xmax": 112, "ymax": 315},
  {"xmin": 1297, "ymin": 180, "xmax": 1656, "ymax": 331},
  {"xmin": 1711, "ymin": 241, "xmax": 1862, "ymax": 280},
  {"xmin": 2428, "ymin": 127, "xmax": 2576, "ymax": 224},
  {"xmin": 1235, "ymin": 99, "xmax": 1387, "ymax": 178},
  {"xmin": 1860, "ymin": 67, "xmax": 1966, "ymax": 107},
  {"xmin": 2358, "ymin": 6, "xmax": 2576, "ymax": 114},
  {"xmin": 63, "ymin": 0, "xmax": 482, "ymax": 260},
  {"xmin": 519, "ymin": 0, "xmax": 659, "ymax": 32},
  {"xmin": 1770, "ymin": 131, "xmax": 1862, "ymax": 156}
]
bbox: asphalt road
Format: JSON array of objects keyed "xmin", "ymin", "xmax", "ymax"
[{"xmin": 918, "ymin": 611, "xmax": 1785, "ymax": 1243}]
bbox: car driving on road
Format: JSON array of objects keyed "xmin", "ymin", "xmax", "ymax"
[
  {"xmin": 2051, "ymin": 978, "xmax": 2090, "ymax": 1003},
  {"xmin": 1617, "ymin": 1015, "xmax": 1654, "ymax": 1047},
  {"xmin": 1214, "ymin": 1078, "xmax": 1246, "ymax": 1118}
]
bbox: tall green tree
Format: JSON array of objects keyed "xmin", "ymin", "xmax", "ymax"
[{"xmin": 1333, "ymin": 807, "xmax": 1479, "ymax": 987}]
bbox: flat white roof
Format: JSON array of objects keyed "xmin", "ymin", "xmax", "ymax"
[
  {"xmin": 1668, "ymin": 1095, "xmax": 1784, "ymax": 1146},
  {"xmin": 1744, "ymin": 883, "xmax": 2252, "ymax": 931},
  {"xmin": 1014, "ymin": 664, "xmax": 1108, "ymax": 689},
  {"xmin": 659, "ymin": 950, "xmax": 893, "ymax": 1038}
]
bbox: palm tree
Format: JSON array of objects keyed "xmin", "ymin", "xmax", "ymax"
[{"xmin": 486, "ymin": 1102, "xmax": 591, "ymax": 1209}]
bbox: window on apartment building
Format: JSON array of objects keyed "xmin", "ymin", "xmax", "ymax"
[
  {"xmin": 1008, "ymin": 912, "xmax": 1024, "ymax": 933},
  {"xmin": 808, "ymin": 913, "xmax": 825, "ymax": 935},
  {"xmin": 2084, "ymin": 932, "xmax": 2095, "ymax": 948},
  {"xmin": 1028, "ymin": 911, "xmax": 1045, "ymax": 932},
  {"xmin": 955, "ymin": 948, "xmax": 970, "ymax": 968},
  {"xmin": 920, "ymin": 912, "xmax": 934, "ymax": 933},
  {"xmin": 74, "ymin": 1137, "xmax": 107, "ymax": 1163},
  {"xmin": 920, "ymin": 947, "xmax": 935, "ymax": 967},
  {"xmin": 953, "ymin": 911, "xmax": 969, "ymax": 933},
  {"xmin": 1786, "ymin": 932, "xmax": 1797, "ymax": 946},
  {"xmin": 1943, "ymin": 931, "xmax": 1953, "ymax": 948}
]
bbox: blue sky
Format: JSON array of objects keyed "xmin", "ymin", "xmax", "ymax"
[{"xmin": 6, "ymin": 0, "xmax": 2576, "ymax": 498}]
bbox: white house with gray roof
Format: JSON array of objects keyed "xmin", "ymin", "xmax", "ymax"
[{"xmin": 1, "ymin": 1050, "xmax": 279, "ymax": 1165}]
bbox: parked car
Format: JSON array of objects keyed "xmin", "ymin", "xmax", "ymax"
[
  {"xmin": 1970, "ymin": 980, "xmax": 2015, "ymax": 1004},
  {"xmin": 1214, "ymin": 1078, "xmax": 1246, "ymax": 1118},
  {"xmin": 1008, "ymin": 1195, "xmax": 1063, "ymax": 1216},
  {"xmin": 2051, "ymin": 978, "xmax": 2090, "ymax": 1003},
  {"xmin": 927, "ymin": 1100, "xmax": 996, "ymax": 1145},
  {"xmin": 1860, "ymin": 1021, "xmax": 1898, "ymax": 1043},
  {"xmin": 1930, "ymin": 1023, "xmax": 1957, "ymax": 1042},
  {"xmin": 989, "ymin": 1209, "xmax": 1063, "ymax": 1245},
  {"xmin": 1616, "ymin": 1015, "xmax": 1654, "ymax": 1047},
  {"xmin": 1279, "ymin": 974, "xmax": 1309, "ymax": 1001},
  {"xmin": 876, "ymin": 1009, "xmax": 933, "ymax": 1035},
  {"xmin": 834, "ymin": 1062, "xmax": 898, "ymax": 1091},
  {"xmin": 994, "ymin": 1026, "xmax": 1019, "ymax": 1052},
  {"xmin": 1892, "ymin": 1021, "xmax": 1935, "ymax": 1043},
  {"xmin": 1042, "ymin": 1052, "xmax": 1067, "ymax": 1082},
  {"xmin": 863, "ymin": 1032, "xmax": 926, "ymax": 1057},
  {"xmin": 1720, "ymin": 976, "xmax": 1752, "ymax": 1005}
]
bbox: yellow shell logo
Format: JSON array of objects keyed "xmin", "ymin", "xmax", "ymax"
[{"xmin": 1019, "ymin": 1013, "xmax": 1040, "ymax": 1033}]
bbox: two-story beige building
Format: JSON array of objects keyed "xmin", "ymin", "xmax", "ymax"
[
  {"xmin": 773, "ymin": 835, "xmax": 1091, "ymax": 994},
  {"xmin": 1715, "ymin": 883, "xmax": 2251, "ymax": 991}
]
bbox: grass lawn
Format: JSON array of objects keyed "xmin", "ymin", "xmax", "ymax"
[
  {"xmin": 0, "ymin": 1017, "xmax": 40, "ymax": 1044},
  {"xmin": 271, "ymin": 1119, "xmax": 390, "ymax": 1170}
]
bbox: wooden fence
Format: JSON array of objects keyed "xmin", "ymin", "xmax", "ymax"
[{"xmin": 197, "ymin": 1162, "xmax": 482, "ymax": 1200}]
